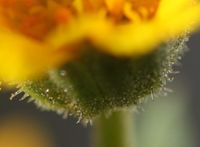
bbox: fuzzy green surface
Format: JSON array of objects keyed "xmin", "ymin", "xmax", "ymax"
[{"xmin": 21, "ymin": 37, "xmax": 187, "ymax": 121}]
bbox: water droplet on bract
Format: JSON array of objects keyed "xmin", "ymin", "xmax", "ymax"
[
  {"xmin": 45, "ymin": 89, "xmax": 49, "ymax": 93},
  {"xmin": 60, "ymin": 70, "xmax": 67, "ymax": 77}
]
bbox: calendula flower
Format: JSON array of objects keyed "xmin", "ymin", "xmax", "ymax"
[
  {"xmin": 0, "ymin": 0, "xmax": 199, "ymax": 82},
  {"xmin": 1, "ymin": 0, "xmax": 200, "ymax": 121}
]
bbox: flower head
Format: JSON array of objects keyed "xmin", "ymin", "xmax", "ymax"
[
  {"xmin": 1, "ymin": 0, "xmax": 200, "ymax": 121},
  {"xmin": 0, "ymin": 0, "xmax": 199, "ymax": 82}
]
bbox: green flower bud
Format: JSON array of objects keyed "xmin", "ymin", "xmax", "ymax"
[{"xmin": 19, "ymin": 37, "xmax": 187, "ymax": 122}]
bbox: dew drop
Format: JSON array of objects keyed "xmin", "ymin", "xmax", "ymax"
[
  {"xmin": 45, "ymin": 89, "xmax": 49, "ymax": 93},
  {"xmin": 60, "ymin": 70, "xmax": 67, "ymax": 77}
]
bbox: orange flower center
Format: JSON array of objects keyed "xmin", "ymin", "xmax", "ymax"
[
  {"xmin": 0, "ymin": 0, "xmax": 160, "ymax": 40},
  {"xmin": 105, "ymin": 0, "xmax": 160, "ymax": 22}
]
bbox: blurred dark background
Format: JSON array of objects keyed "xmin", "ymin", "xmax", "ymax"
[{"xmin": 0, "ymin": 32, "xmax": 199, "ymax": 147}]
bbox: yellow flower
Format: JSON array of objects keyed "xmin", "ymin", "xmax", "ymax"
[{"xmin": 0, "ymin": 0, "xmax": 200, "ymax": 82}]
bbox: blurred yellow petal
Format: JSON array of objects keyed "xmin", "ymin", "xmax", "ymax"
[
  {"xmin": 155, "ymin": 1, "xmax": 200, "ymax": 35},
  {"xmin": 93, "ymin": 22, "xmax": 161, "ymax": 56},
  {"xmin": 48, "ymin": 0, "xmax": 200, "ymax": 57},
  {"xmin": 46, "ymin": 16, "xmax": 111, "ymax": 50},
  {"xmin": 48, "ymin": 16, "xmax": 162, "ymax": 57},
  {"xmin": 0, "ymin": 28, "xmax": 73, "ymax": 82},
  {"xmin": 0, "ymin": 0, "xmax": 200, "ymax": 82},
  {"xmin": 156, "ymin": 0, "xmax": 195, "ymax": 19},
  {"xmin": 95, "ymin": 0, "xmax": 200, "ymax": 56}
]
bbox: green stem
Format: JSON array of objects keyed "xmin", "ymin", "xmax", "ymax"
[{"xmin": 93, "ymin": 111, "xmax": 135, "ymax": 147}]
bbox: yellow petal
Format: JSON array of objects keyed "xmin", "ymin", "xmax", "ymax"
[
  {"xmin": 48, "ymin": 16, "xmax": 160, "ymax": 57},
  {"xmin": 3, "ymin": 0, "xmax": 199, "ymax": 83},
  {"xmin": 94, "ymin": 0, "xmax": 200, "ymax": 56},
  {"xmin": 0, "ymin": 28, "xmax": 72, "ymax": 83},
  {"xmin": 49, "ymin": 0, "xmax": 200, "ymax": 57},
  {"xmin": 155, "ymin": 0, "xmax": 200, "ymax": 35},
  {"xmin": 46, "ymin": 15, "xmax": 111, "ymax": 50},
  {"xmin": 155, "ymin": 0, "xmax": 195, "ymax": 19}
]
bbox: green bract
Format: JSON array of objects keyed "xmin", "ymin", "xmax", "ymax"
[{"xmin": 20, "ymin": 37, "xmax": 187, "ymax": 122}]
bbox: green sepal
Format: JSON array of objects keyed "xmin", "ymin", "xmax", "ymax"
[{"xmin": 21, "ymin": 37, "xmax": 187, "ymax": 121}]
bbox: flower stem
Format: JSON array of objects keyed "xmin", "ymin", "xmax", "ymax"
[{"xmin": 93, "ymin": 111, "xmax": 135, "ymax": 147}]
